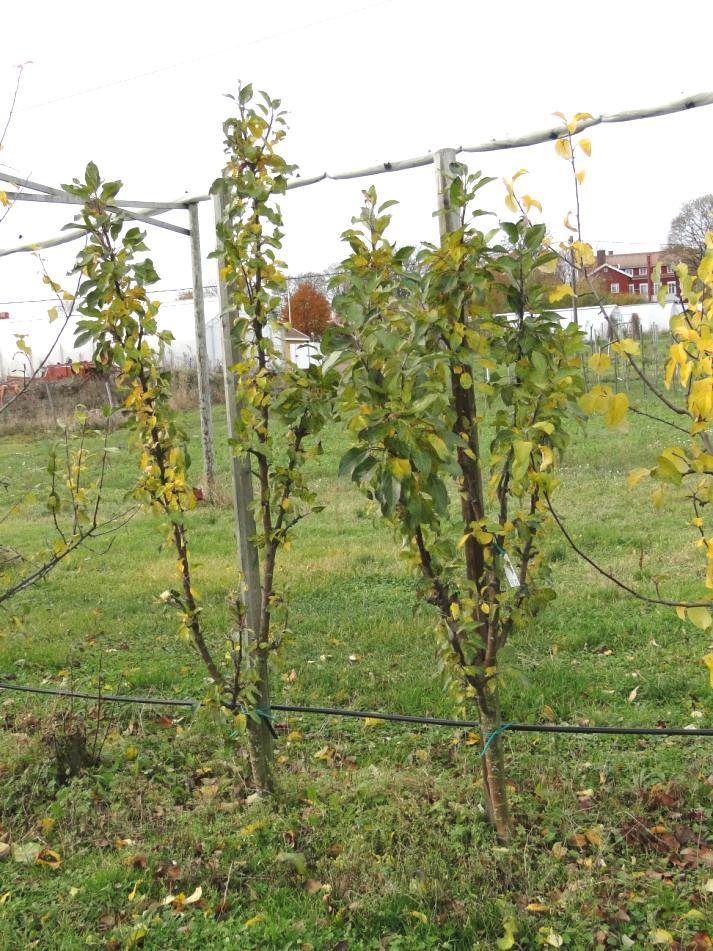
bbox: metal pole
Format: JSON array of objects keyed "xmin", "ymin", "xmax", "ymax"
[{"xmin": 188, "ymin": 202, "xmax": 217, "ymax": 501}]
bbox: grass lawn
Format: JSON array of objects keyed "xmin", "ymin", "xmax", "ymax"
[{"xmin": 0, "ymin": 399, "xmax": 711, "ymax": 950}]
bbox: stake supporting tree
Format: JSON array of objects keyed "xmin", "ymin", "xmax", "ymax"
[
  {"xmin": 188, "ymin": 201, "xmax": 218, "ymax": 501},
  {"xmin": 213, "ymin": 188, "xmax": 274, "ymax": 791}
]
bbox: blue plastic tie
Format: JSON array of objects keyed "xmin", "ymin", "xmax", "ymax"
[{"xmin": 480, "ymin": 722, "xmax": 515, "ymax": 757}]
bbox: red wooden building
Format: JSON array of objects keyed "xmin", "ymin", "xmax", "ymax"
[{"xmin": 589, "ymin": 250, "xmax": 680, "ymax": 300}]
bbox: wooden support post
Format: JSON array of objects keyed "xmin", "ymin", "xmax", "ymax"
[
  {"xmin": 213, "ymin": 190, "xmax": 273, "ymax": 791},
  {"xmin": 188, "ymin": 201, "xmax": 218, "ymax": 502}
]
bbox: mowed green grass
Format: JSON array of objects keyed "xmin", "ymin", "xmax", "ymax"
[{"xmin": 0, "ymin": 397, "xmax": 711, "ymax": 950}]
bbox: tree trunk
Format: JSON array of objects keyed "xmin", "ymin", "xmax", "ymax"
[
  {"xmin": 477, "ymin": 689, "xmax": 512, "ymax": 842},
  {"xmin": 245, "ymin": 647, "xmax": 275, "ymax": 794}
]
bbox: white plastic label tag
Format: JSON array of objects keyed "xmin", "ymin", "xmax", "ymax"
[{"xmin": 503, "ymin": 553, "xmax": 520, "ymax": 588}]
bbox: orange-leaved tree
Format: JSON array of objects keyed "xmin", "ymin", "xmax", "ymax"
[{"xmin": 281, "ymin": 281, "xmax": 331, "ymax": 337}]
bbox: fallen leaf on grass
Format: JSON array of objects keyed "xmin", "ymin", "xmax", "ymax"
[
  {"xmin": 526, "ymin": 902, "xmax": 549, "ymax": 913},
  {"xmin": 408, "ymin": 911, "xmax": 428, "ymax": 924},
  {"xmin": 12, "ymin": 842, "xmax": 41, "ymax": 864},
  {"xmin": 0, "ymin": 842, "xmax": 10, "ymax": 861},
  {"xmin": 37, "ymin": 848, "xmax": 61, "ymax": 869},
  {"xmin": 184, "ymin": 885, "xmax": 202, "ymax": 905},
  {"xmin": 0, "ymin": 892, "xmax": 10, "ymax": 904},
  {"xmin": 628, "ymin": 686, "xmax": 639, "ymax": 703},
  {"xmin": 244, "ymin": 912, "xmax": 266, "ymax": 928},
  {"xmin": 127, "ymin": 879, "xmax": 143, "ymax": 902},
  {"xmin": 305, "ymin": 879, "xmax": 326, "ymax": 893},
  {"xmin": 704, "ymin": 878, "xmax": 713, "ymax": 893},
  {"xmin": 363, "ymin": 717, "xmax": 383, "ymax": 728},
  {"xmin": 538, "ymin": 927, "xmax": 564, "ymax": 947},
  {"xmin": 551, "ymin": 842, "xmax": 568, "ymax": 859},
  {"xmin": 585, "ymin": 828, "xmax": 603, "ymax": 848},
  {"xmin": 496, "ymin": 917, "xmax": 518, "ymax": 949},
  {"xmin": 240, "ymin": 820, "xmax": 266, "ymax": 836},
  {"xmin": 650, "ymin": 928, "xmax": 674, "ymax": 945}
]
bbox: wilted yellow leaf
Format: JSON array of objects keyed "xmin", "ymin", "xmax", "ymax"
[
  {"xmin": 576, "ymin": 169, "xmax": 586, "ymax": 185},
  {"xmin": 363, "ymin": 717, "xmax": 383, "ymax": 728},
  {"xmin": 244, "ymin": 912, "xmax": 266, "ymax": 927},
  {"xmin": 650, "ymin": 929, "xmax": 674, "ymax": 946},
  {"xmin": 526, "ymin": 902, "xmax": 549, "ymax": 913},
  {"xmin": 702, "ymin": 653, "xmax": 713, "ymax": 686},
  {"xmin": 579, "ymin": 138, "xmax": 592, "ymax": 156},
  {"xmin": 409, "ymin": 911, "xmax": 428, "ymax": 924}
]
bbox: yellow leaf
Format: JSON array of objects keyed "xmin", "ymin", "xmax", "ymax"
[
  {"xmin": 549, "ymin": 283, "xmax": 573, "ymax": 304},
  {"xmin": 588, "ymin": 352, "xmax": 611, "ymax": 373},
  {"xmin": 650, "ymin": 929, "xmax": 674, "ymax": 946},
  {"xmin": 0, "ymin": 191, "xmax": 8, "ymax": 206},
  {"xmin": 539, "ymin": 446, "xmax": 554, "ymax": 472},
  {"xmin": 389, "ymin": 457, "xmax": 411, "ymax": 480},
  {"xmin": 523, "ymin": 194, "xmax": 542, "ymax": 213},
  {"xmin": 244, "ymin": 912, "xmax": 266, "ymax": 928},
  {"xmin": 47, "ymin": 306, "xmax": 59, "ymax": 322},
  {"xmin": 579, "ymin": 138, "xmax": 592, "ymax": 156},
  {"xmin": 125, "ymin": 745, "xmax": 139, "ymax": 761},
  {"xmin": 363, "ymin": 717, "xmax": 383, "ymax": 728},
  {"xmin": 0, "ymin": 892, "xmax": 10, "ymax": 904},
  {"xmin": 526, "ymin": 902, "xmax": 549, "ymax": 913},
  {"xmin": 409, "ymin": 911, "xmax": 428, "ymax": 924},
  {"xmin": 612, "ymin": 338, "xmax": 641, "ymax": 356},
  {"xmin": 605, "ymin": 392, "xmax": 628, "ymax": 430},
  {"xmin": 676, "ymin": 605, "xmax": 686, "ymax": 621},
  {"xmin": 627, "ymin": 467, "xmax": 650, "ymax": 487},
  {"xmin": 688, "ymin": 607, "xmax": 712, "ymax": 631},
  {"xmin": 555, "ymin": 138, "xmax": 572, "ymax": 160},
  {"xmin": 703, "ymin": 653, "xmax": 713, "ymax": 686},
  {"xmin": 512, "ymin": 168, "xmax": 528, "ymax": 181},
  {"xmin": 575, "ymin": 169, "xmax": 586, "ymax": 185},
  {"xmin": 128, "ymin": 879, "xmax": 143, "ymax": 901},
  {"xmin": 504, "ymin": 192, "xmax": 517, "ymax": 214}
]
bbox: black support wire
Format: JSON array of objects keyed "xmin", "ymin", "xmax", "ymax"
[{"xmin": 1, "ymin": 681, "xmax": 712, "ymax": 739}]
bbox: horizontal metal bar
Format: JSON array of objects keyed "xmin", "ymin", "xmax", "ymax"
[
  {"xmin": 3, "ymin": 190, "xmax": 190, "ymax": 215},
  {"xmin": 0, "ymin": 204, "xmax": 190, "ymax": 257},
  {"xmin": 460, "ymin": 90, "xmax": 713, "ymax": 155}
]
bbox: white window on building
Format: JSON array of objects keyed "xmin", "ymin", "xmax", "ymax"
[
  {"xmin": 623, "ymin": 267, "xmax": 633, "ymax": 275},
  {"xmin": 653, "ymin": 281, "xmax": 661, "ymax": 295},
  {"xmin": 611, "ymin": 282, "xmax": 620, "ymax": 294},
  {"xmin": 628, "ymin": 283, "xmax": 635, "ymax": 293},
  {"xmin": 639, "ymin": 283, "xmax": 648, "ymax": 297},
  {"xmin": 668, "ymin": 280, "xmax": 677, "ymax": 294},
  {"xmin": 638, "ymin": 266, "xmax": 647, "ymax": 275}
]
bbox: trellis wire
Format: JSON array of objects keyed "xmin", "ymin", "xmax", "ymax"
[{"xmin": 1, "ymin": 681, "xmax": 712, "ymax": 740}]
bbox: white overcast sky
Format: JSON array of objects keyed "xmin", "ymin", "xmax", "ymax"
[{"xmin": 1, "ymin": 0, "xmax": 712, "ymax": 313}]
